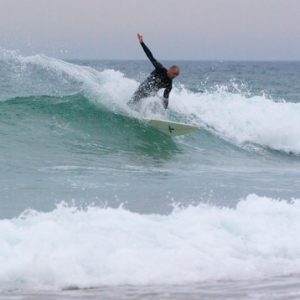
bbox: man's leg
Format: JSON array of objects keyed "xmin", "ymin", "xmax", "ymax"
[
  {"xmin": 130, "ymin": 91, "xmax": 142, "ymax": 104},
  {"xmin": 128, "ymin": 89, "xmax": 146, "ymax": 106}
]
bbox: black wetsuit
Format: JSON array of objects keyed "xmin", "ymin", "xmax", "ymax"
[{"xmin": 131, "ymin": 42, "xmax": 172, "ymax": 109}]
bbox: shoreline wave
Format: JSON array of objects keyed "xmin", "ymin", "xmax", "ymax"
[{"xmin": 0, "ymin": 194, "xmax": 299, "ymax": 291}]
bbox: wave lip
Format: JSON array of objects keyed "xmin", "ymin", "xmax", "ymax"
[{"xmin": 0, "ymin": 194, "xmax": 299, "ymax": 291}]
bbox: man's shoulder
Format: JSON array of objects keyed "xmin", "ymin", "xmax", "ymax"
[
  {"xmin": 155, "ymin": 63, "xmax": 166, "ymax": 71},
  {"xmin": 153, "ymin": 66, "xmax": 167, "ymax": 74}
]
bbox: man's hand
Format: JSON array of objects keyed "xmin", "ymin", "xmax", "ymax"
[{"xmin": 137, "ymin": 33, "xmax": 143, "ymax": 43}]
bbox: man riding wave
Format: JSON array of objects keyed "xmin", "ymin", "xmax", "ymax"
[{"xmin": 129, "ymin": 33, "xmax": 180, "ymax": 109}]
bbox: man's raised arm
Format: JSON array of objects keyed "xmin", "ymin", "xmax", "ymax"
[{"xmin": 137, "ymin": 33, "xmax": 163, "ymax": 69}]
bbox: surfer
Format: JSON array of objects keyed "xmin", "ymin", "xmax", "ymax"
[{"xmin": 129, "ymin": 33, "xmax": 180, "ymax": 109}]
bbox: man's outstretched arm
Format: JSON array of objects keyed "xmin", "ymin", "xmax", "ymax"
[{"xmin": 137, "ymin": 33, "xmax": 163, "ymax": 69}]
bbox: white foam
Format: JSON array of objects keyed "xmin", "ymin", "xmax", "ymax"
[
  {"xmin": 0, "ymin": 194, "xmax": 300, "ymax": 291},
  {"xmin": 171, "ymin": 87, "xmax": 300, "ymax": 154}
]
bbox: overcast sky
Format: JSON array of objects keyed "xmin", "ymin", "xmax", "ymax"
[{"xmin": 0, "ymin": 0, "xmax": 299, "ymax": 60}]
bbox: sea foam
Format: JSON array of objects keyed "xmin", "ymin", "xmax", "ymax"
[
  {"xmin": 0, "ymin": 194, "xmax": 299, "ymax": 291},
  {"xmin": 171, "ymin": 87, "xmax": 300, "ymax": 154}
]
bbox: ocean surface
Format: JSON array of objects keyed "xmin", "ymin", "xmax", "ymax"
[{"xmin": 1, "ymin": 48, "xmax": 300, "ymax": 299}]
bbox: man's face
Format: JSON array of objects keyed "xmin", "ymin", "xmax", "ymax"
[{"xmin": 167, "ymin": 67, "xmax": 180, "ymax": 79}]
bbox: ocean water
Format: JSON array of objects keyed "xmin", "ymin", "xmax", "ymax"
[{"xmin": 0, "ymin": 48, "xmax": 300, "ymax": 299}]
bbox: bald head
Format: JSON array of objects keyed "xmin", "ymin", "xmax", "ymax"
[{"xmin": 167, "ymin": 65, "xmax": 180, "ymax": 79}]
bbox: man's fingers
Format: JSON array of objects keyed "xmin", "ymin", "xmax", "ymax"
[{"xmin": 136, "ymin": 33, "xmax": 143, "ymax": 43}]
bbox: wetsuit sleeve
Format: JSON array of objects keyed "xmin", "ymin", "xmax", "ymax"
[
  {"xmin": 140, "ymin": 42, "xmax": 164, "ymax": 69},
  {"xmin": 163, "ymin": 86, "xmax": 172, "ymax": 109}
]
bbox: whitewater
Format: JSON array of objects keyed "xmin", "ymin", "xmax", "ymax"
[
  {"xmin": 1, "ymin": 195, "xmax": 300, "ymax": 289},
  {"xmin": 1, "ymin": 49, "xmax": 300, "ymax": 299}
]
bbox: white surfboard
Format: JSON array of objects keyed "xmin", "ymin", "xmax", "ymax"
[{"xmin": 143, "ymin": 119, "xmax": 198, "ymax": 136}]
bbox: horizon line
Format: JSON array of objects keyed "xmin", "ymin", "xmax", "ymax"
[{"xmin": 64, "ymin": 58, "xmax": 300, "ymax": 62}]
